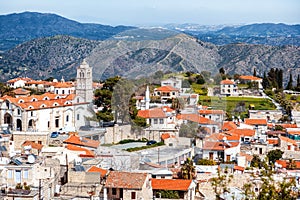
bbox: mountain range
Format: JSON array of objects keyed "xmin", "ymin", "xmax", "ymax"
[{"xmin": 0, "ymin": 12, "xmax": 299, "ymax": 83}]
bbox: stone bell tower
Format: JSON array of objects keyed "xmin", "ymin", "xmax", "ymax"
[{"xmin": 76, "ymin": 59, "xmax": 93, "ymax": 103}]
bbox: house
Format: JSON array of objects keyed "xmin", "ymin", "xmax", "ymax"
[
  {"xmin": 202, "ymin": 133, "xmax": 240, "ymax": 162},
  {"xmin": 244, "ymin": 118, "xmax": 267, "ymax": 135},
  {"xmin": 248, "ymin": 110, "xmax": 283, "ymax": 122},
  {"xmin": 154, "ymin": 85, "xmax": 180, "ymax": 101},
  {"xmin": 177, "ymin": 113, "xmax": 220, "ymax": 133},
  {"xmin": 152, "ymin": 178, "xmax": 196, "ymax": 200},
  {"xmin": 279, "ymin": 136, "xmax": 298, "ymax": 151},
  {"xmin": 220, "ymin": 79, "xmax": 238, "ymax": 96},
  {"xmin": 198, "ymin": 109, "xmax": 225, "ymax": 123},
  {"xmin": 222, "ymin": 121, "xmax": 238, "ymax": 131},
  {"xmin": 239, "ymin": 75, "xmax": 263, "ymax": 89},
  {"xmin": 227, "ymin": 128, "xmax": 255, "ymax": 143},
  {"xmin": 12, "ymin": 88, "xmax": 31, "ymax": 98},
  {"xmin": 6, "ymin": 77, "xmax": 33, "ymax": 88},
  {"xmin": 137, "ymin": 108, "xmax": 168, "ymax": 129},
  {"xmin": 104, "ymin": 171, "xmax": 153, "ymax": 200},
  {"xmin": 161, "ymin": 77, "xmax": 185, "ymax": 92}
]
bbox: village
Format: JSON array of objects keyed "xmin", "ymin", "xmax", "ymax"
[{"xmin": 0, "ymin": 60, "xmax": 300, "ymax": 200}]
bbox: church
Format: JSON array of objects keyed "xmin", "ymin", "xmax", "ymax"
[{"xmin": 0, "ymin": 60, "xmax": 94, "ymax": 132}]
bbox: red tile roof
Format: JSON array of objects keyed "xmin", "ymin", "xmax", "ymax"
[
  {"xmin": 7, "ymin": 77, "xmax": 33, "ymax": 83},
  {"xmin": 202, "ymin": 141, "xmax": 240, "ymax": 151},
  {"xmin": 66, "ymin": 144, "xmax": 95, "ymax": 157},
  {"xmin": 220, "ymin": 79, "xmax": 235, "ymax": 85},
  {"xmin": 276, "ymin": 160, "xmax": 288, "ymax": 168},
  {"xmin": 177, "ymin": 113, "xmax": 218, "ymax": 125},
  {"xmin": 155, "ymin": 85, "xmax": 179, "ymax": 92},
  {"xmin": 267, "ymin": 139, "xmax": 279, "ymax": 145},
  {"xmin": 87, "ymin": 166, "xmax": 108, "ymax": 178},
  {"xmin": 151, "ymin": 179, "xmax": 192, "ymax": 191},
  {"xmin": 22, "ymin": 141, "xmax": 43, "ymax": 150},
  {"xmin": 222, "ymin": 121, "xmax": 238, "ymax": 131},
  {"xmin": 239, "ymin": 75, "xmax": 262, "ymax": 81},
  {"xmin": 161, "ymin": 133, "xmax": 176, "ymax": 140},
  {"xmin": 234, "ymin": 165, "xmax": 245, "ymax": 171},
  {"xmin": 228, "ymin": 129, "xmax": 255, "ymax": 137},
  {"xmin": 208, "ymin": 132, "xmax": 241, "ymax": 141},
  {"xmin": 13, "ymin": 88, "xmax": 31, "ymax": 95},
  {"xmin": 198, "ymin": 110, "xmax": 224, "ymax": 115},
  {"xmin": 64, "ymin": 134, "xmax": 100, "ymax": 148},
  {"xmin": 277, "ymin": 124, "xmax": 298, "ymax": 129},
  {"xmin": 137, "ymin": 108, "xmax": 167, "ymax": 118},
  {"xmin": 105, "ymin": 171, "xmax": 148, "ymax": 189},
  {"xmin": 244, "ymin": 118, "xmax": 267, "ymax": 125}
]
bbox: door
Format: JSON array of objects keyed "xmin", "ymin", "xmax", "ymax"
[
  {"xmin": 209, "ymin": 152, "xmax": 214, "ymax": 160},
  {"xmin": 15, "ymin": 170, "xmax": 21, "ymax": 183}
]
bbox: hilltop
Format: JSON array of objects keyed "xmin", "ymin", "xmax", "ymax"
[{"xmin": 0, "ymin": 32, "xmax": 299, "ymax": 82}]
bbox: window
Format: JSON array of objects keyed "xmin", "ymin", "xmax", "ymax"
[
  {"xmin": 17, "ymin": 109, "xmax": 21, "ymax": 115},
  {"xmin": 7, "ymin": 170, "xmax": 13, "ymax": 179},
  {"xmin": 47, "ymin": 121, "xmax": 50, "ymax": 128},
  {"xmin": 172, "ymin": 92, "xmax": 175, "ymax": 95},
  {"xmin": 154, "ymin": 119, "xmax": 158, "ymax": 124},
  {"xmin": 131, "ymin": 192, "xmax": 136, "ymax": 199},
  {"xmin": 112, "ymin": 188, "xmax": 117, "ymax": 195},
  {"xmin": 77, "ymin": 114, "xmax": 80, "ymax": 120},
  {"xmin": 159, "ymin": 119, "xmax": 164, "ymax": 124},
  {"xmin": 66, "ymin": 115, "xmax": 69, "ymax": 122},
  {"xmin": 23, "ymin": 170, "xmax": 28, "ymax": 179},
  {"xmin": 62, "ymin": 90, "xmax": 65, "ymax": 94},
  {"xmin": 55, "ymin": 118, "xmax": 59, "ymax": 128},
  {"xmin": 31, "ymin": 111, "xmax": 33, "ymax": 117}
]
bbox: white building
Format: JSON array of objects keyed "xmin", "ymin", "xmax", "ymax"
[{"xmin": 220, "ymin": 79, "xmax": 238, "ymax": 96}]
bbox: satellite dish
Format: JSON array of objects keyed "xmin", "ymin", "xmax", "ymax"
[{"xmin": 27, "ymin": 155, "xmax": 36, "ymax": 164}]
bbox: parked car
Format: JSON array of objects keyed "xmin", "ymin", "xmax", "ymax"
[
  {"xmin": 146, "ymin": 140, "xmax": 157, "ymax": 145},
  {"xmin": 50, "ymin": 131, "xmax": 59, "ymax": 138},
  {"xmin": 58, "ymin": 126, "xmax": 76, "ymax": 134}
]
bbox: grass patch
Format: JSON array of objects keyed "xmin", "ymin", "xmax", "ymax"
[
  {"xmin": 199, "ymin": 96, "xmax": 276, "ymax": 119},
  {"xmin": 191, "ymin": 83, "xmax": 207, "ymax": 95}
]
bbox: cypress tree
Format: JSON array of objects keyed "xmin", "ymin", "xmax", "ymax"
[
  {"xmin": 253, "ymin": 68, "xmax": 257, "ymax": 77},
  {"xmin": 286, "ymin": 73, "xmax": 293, "ymax": 90}
]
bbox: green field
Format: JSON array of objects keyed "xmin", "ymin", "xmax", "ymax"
[{"xmin": 199, "ymin": 96, "xmax": 276, "ymax": 119}]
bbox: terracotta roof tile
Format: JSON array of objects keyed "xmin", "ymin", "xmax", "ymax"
[
  {"xmin": 198, "ymin": 110, "xmax": 224, "ymax": 115},
  {"xmin": 228, "ymin": 129, "xmax": 255, "ymax": 137},
  {"xmin": 244, "ymin": 118, "xmax": 267, "ymax": 125},
  {"xmin": 13, "ymin": 88, "xmax": 31, "ymax": 95},
  {"xmin": 277, "ymin": 124, "xmax": 298, "ymax": 129},
  {"xmin": 151, "ymin": 179, "xmax": 192, "ymax": 191},
  {"xmin": 137, "ymin": 108, "xmax": 167, "ymax": 118},
  {"xmin": 155, "ymin": 85, "xmax": 179, "ymax": 92},
  {"xmin": 105, "ymin": 171, "xmax": 148, "ymax": 189},
  {"xmin": 203, "ymin": 141, "xmax": 240, "ymax": 151},
  {"xmin": 267, "ymin": 139, "xmax": 279, "ymax": 145},
  {"xmin": 87, "ymin": 166, "xmax": 108, "ymax": 178},
  {"xmin": 177, "ymin": 113, "xmax": 218, "ymax": 125},
  {"xmin": 234, "ymin": 165, "xmax": 245, "ymax": 171},
  {"xmin": 7, "ymin": 77, "xmax": 33, "ymax": 83},
  {"xmin": 222, "ymin": 121, "xmax": 238, "ymax": 131},
  {"xmin": 239, "ymin": 75, "xmax": 262, "ymax": 81},
  {"xmin": 220, "ymin": 79, "xmax": 235, "ymax": 85},
  {"xmin": 64, "ymin": 134, "xmax": 100, "ymax": 148},
  {"xmin": 22, "ymin": 141, "xmax": 43, "ymax": 150},
  {"xmin": 66, "ymin": 144, "xmax": 95, "ymax": 157}
]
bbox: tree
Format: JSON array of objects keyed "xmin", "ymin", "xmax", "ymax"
[
  {"xmin": 253, "ymin": 68, "xmax": 257, "ymax": 77},
  {"xmin": 219, "ymin": 67, "xmax": 225, "ymax": 75},
  {"xmin": 180, "ymin": 158, "xmax": 196, "ymax": 180},
  {"xmin": 267, "ymin": 149, "xmax": 284, "ymax": 164},
  {"xmin": 296, "ymin": 74, "xmax": 300, "ymax": 91},
  {"xmin": 251, "ymin": 155, "xmax": 262, "ymax": 168},
  {"xmin": 286, "ymin": 73, "xmax": 293, "ymax": 90},
  {"xmin": 211, "ymin": 168, "xmax": 233, "ymax": 199}
]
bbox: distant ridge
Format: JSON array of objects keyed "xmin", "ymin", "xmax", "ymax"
[{"xmin": 0, "ymin": 12, "xmax": 136, "ymax": 51}]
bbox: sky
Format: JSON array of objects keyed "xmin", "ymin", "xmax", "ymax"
[{"xmin": 1, "ymin": 0, "xmax": 299, "ymax": 26}]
